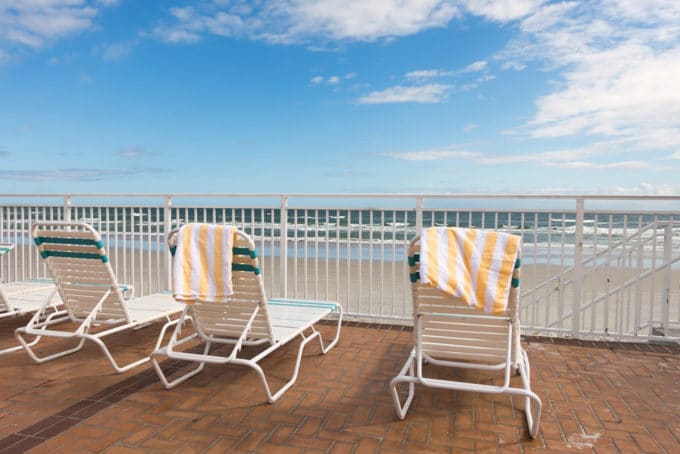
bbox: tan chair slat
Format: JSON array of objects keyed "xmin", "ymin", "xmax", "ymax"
[{"xmin": 33, "ymin": 230, "xmax": 99, "ymax": 240}]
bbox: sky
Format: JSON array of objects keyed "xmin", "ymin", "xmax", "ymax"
[{"xmin": 1, "ymin": 0, "xmax": 679, "ymax": 196}]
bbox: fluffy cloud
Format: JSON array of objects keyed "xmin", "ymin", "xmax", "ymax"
[
  {"xmin": 381, "ymin": 139, "xmax": 659, "ymax": 170},
  {"xmin": 459, "ymin": 0, "xmax": 545, "ymax": 22},
  {"xmin": 310, "ymin": 74, "xmax": 354, "ymax": 85},
  {"xmin": 379, "ymin": 148, "xmax": 482, "ymax": 160},
  {"xmin": 498, "ymin": 0, "xmax": 680, "ymax": 156},
  {"xmin": 358, "ymin": 84, "xmax": 450, "ymax": 104},
  {"xmin": 152, "ymin": 0, "xmax": 461, "ymax": 44},
  {"xmin": 365, "ymin": 59, "xmax": 492, "ymax": 104},
  {"xmin": 0, "ymin": 1, "xmax": 101, "ymax": 49},
  {"xmin": 152, "ymin": 1, "xmax": 550, "ymax": 45}
]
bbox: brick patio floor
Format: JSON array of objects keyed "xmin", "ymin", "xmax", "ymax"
[{"xmin": 0, "ymin": 314, "xmax": 678, "ymax": 453}]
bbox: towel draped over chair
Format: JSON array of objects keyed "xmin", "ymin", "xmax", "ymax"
[
  {"xmin": 172, "ymin": 223, "xmax": 236, "ymax": 304},
  {"xmin": 419, "ymin": 227, "xmax": 520, "ymax": 314}
]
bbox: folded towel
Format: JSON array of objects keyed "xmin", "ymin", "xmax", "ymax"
[
  {"xmin": 419, "ymin": 227, "xmax": 520, "ymax": 314},
  {"xmin": 172, "ymin": 223, "xmax": 236, "ymax": 304}
]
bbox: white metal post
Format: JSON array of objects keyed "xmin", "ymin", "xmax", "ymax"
[
  {"xmin": 280, "ymin": 195, "xmax": 288, "ymax": 298},
  {"xmin": 662, "ymin": 223, "xmax": 672, "ymax": 335},
  {"xmin": 64, "ymin": 196, "xmax": 72, "ymax": 223},
  {"xmin": 164, "ymin": 195, "xmax": 173, "ymax": 290},
  {"xmin": 415, "ymin": 196, "xmax": 423, "ymax": 233},
  {"xmin": 572, "ymin": 198, "xmax": 584, "ymax": 339}
]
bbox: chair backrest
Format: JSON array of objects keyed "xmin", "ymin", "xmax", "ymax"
[
  {"xmin": 0, "ymin": 284, "xmax": 9, "ymax": 312},
  {"xmin": 0, "ymin": 244, "xmax": 13, "ymax": 311},
  {"xmin": 31, "ymin": 222, "xmax": 129, "ymax": 322},
  {"xmin": 168, "ymin": 227, "xmax": 274, "ymax": 341},
  {"xmin": 408, "ymin": 234, "xmax": 521, "ymax": 365}
]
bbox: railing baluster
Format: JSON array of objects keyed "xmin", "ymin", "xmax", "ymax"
[{"xmin": 572, "ymin": 198, "xmax": 585, "ymax": 339}]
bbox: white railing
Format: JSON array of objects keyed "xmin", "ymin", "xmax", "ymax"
[{"xmin": 1, "ymin": 193, "xmax": 678, "ymax": 343}]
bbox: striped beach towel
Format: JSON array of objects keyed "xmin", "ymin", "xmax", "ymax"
[
  {"xmin": 172, "ymin": 223, "xmax": 236, "ymax": 304},
  {"xmin": 419, "ymin": 227, "xmax": 520, "ymax": 314}
]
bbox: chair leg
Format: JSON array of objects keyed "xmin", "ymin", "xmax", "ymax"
[
  {"xmin": 151, "ymin": 341, "xmax": 210, "ymax": 389},
  {"xmin": 15, "ymin": 327, "xmax": 86, "ymax": 364},
  {"xmin": 389, "ymin": 348, "xmax": 417, "ymax": 419},
  {"xmin": 0, "ymin": 343, "xmax": 31, "ymax": 355},
  {"xmin": 150, "ymin": 317, "xmax": 207, "ymax": 388},
  {"xmin": 315, "ymin": 304, "xmax": 343, "ymax": 354},
  {"xmin": 241, "ymin": 330, "xmax": 324, "ymax": 403},
  {"xmin": 87, "ymin": 334, "xmax": 153, "ymax": 374},
  {"xmin": 518, "ymin": 349, "xmax": 542, "ymax": 438}
]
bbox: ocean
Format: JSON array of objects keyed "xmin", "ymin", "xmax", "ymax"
[{"xmin": 2, "ymin": 205, "xmax": 678, "ymax": 267}]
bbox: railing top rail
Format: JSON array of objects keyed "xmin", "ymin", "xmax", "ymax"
[{"xmin": 1, "ymin": 193, "xmax": 679, "ymax": 201}]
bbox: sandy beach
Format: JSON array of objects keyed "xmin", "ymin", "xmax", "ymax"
[{"xmin": 2, "ymin": 242, "xmax": 678, "ymax": 341}]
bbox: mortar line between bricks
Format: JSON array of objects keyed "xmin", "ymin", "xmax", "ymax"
[
  {"xmin": 0, "ymin": 342, "xmax": 210, "ymax": 454},
  {"xmin": 0, "ymin": 325, "xmax": 676, "ymax": 453},
  {"xmin": 0, "ymin": 365, "xmax": 160, "ymax": 453}
]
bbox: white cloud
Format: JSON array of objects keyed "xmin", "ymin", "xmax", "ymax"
[
  {"xmin": 498, "ymin": 0, "xmax": 680, "ymax": 159},
  {"xmin": 262, "ymin": 0, "xmax": 460, "ymax": 43},
  {"xmin": 310, "ymin": 74, "xmax": 347, "ymax": 85},
  {"xmin": 461, "ymin": 60, "xmax": 487, "ymax": 72},
  {"xmin": 101, "ymin": 40, "xmax": 137, "ymax": 61},
  {"xmin": 463, "ymin": 123, "xmax": 477, "ymax": 132},
  {"xmin": 380, "ymin": 139, "xmax": 657, "ymax": 170},
  {"xmin": 403, "ymin": 60, "xmax": 491, "ymax": 93},
  {"xmin": 380, "ymin": 148, "xmax": 482, "ymax": 160},
  {"xmin": 344, "ymin": 72, "xmax": 357, "ymax": 79},
  {"xmin": 405, "ymin": 69, "xmax": 452, "ymax": 80},
  {"xmin": 0, "ymin": 1, "xmax": 100, "ymax": 49},
  {"xmin": 545, "ymin": 160, "xmax": 649, "ymax": 169},
  {"xmin": 358, "ymin": 84, "xmax": 450, "ymax": 104},
  {"xmin": 152, "ymin": 1, "xmax": 461, "ymax": 44},
  {"xmin": 151, "ymin": 1, "xmax": 552, "ymax": 46},
  {"xmin": 608, "ymin": 182, "xmax": 679, "ymax": 196},
  {"xmin": 459, "ymin": 0, "xmax": 545, "ymax": 22}
]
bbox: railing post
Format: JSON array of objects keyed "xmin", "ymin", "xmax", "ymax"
[
  {"xmin": 572, "ymin": 198, "xmax": 584, "ymax": 339},
  {"xmin": 661, "ymin": 222, "xmax": 672, "ymax": 335},
  {"xmin": 280, "ymin": 195, "xmax": 288, "ymax": 298},
  {"xmin": 415, "ymin": 196, "xmax": 423, "ymax": 233},
  {"xmin": 63, "ymin": 195, "xmax": 72, "ymax": 222},
  {"xmin": 164, "ymin": 195, "xmax": 173, "ymax": 289}
]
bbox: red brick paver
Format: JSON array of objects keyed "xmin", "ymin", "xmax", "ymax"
[{"xmin": 0, "ymin": 315, "xmax": 678, "ymax": 453}]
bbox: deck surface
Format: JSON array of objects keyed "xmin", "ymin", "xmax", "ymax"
[{"xmin": 0, "ymin": 315, "xmax": 678, "ymax": 453}]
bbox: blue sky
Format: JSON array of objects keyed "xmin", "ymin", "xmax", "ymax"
[{"xmin": 1, "ymin": 0, "xmax": 679, "ymax": 195}]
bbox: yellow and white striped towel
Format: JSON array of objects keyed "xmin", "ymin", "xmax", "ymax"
[
  {"xmin": 420, "ymin": 227, "xmax": 520, "ymax": 314},
  {"xmin": 172, "ymin": 223, "xmax": 236, "ymax": 304}
]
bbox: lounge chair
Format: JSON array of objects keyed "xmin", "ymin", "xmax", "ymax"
[
  {"xmin": 150, "ymin": 224, "xmax": 343, "ymax": 403},
  {"xmin": 0, "ymin": 243, "xmax": 63, "ymax": 354},
  {"xmin": 390, "ymin": 229, "xmax": 542, "ymax": 438},
  {"xmin": 14, "ymin": 222, "xmax": 184, "ymax": 373}
]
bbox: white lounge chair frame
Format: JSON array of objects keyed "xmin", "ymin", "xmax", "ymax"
[
  {"xmin": 1, "ymin": 243, "xmax": 63, "ymax": 354},
  {"xmin": 151, "ymin": 228, "xmax": 343, "ymax": 403},
  {"xmin": 14, "ymin": 221, "xmax": 183, "ymax": 373},
  {"xmin": 390, "ymin": 234, "xmax": 542, "ymax": 438}
]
